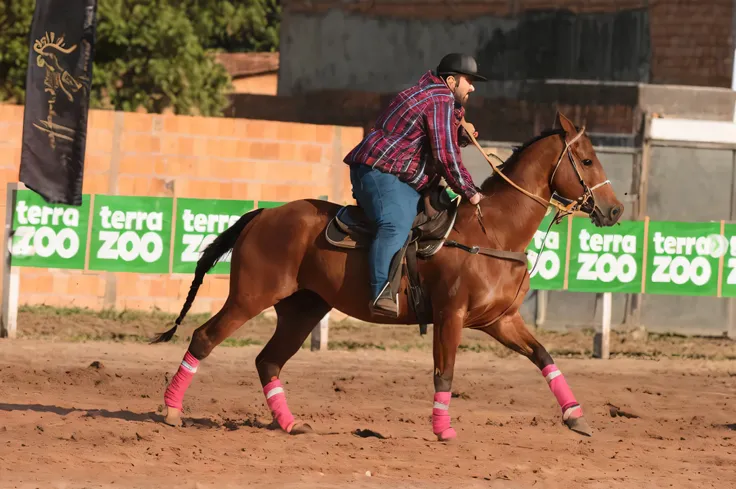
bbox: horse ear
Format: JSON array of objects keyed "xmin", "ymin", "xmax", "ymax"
[{"xmin": 555, "ymin": 111, "xmax": 576, "ymax": 135}]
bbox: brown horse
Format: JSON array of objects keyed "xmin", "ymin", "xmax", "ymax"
[{"xmin": 151, "ymin": 111, "xmax": 624, "ymax": 441}]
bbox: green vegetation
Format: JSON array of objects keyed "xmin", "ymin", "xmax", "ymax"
[{"xmin": 0, "ymin": 0, "xmax": 281, "ymax": 115}]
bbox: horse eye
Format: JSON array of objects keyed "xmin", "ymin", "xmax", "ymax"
[{"xmin": 582, "ymin": 159, "xmax": 593, "ymax": 166}]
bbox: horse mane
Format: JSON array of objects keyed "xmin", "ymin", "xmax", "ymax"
[{"xmin": 479, "ymin": 128, "xmax": 566, "ymax": 193}]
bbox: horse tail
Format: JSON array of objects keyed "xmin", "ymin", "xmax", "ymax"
[{"xmin": 149, "ymin": 208, "xmax": 265, "ymax": 344}]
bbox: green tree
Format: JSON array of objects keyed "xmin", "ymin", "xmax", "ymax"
[
  {"xmin": 0, "ymin": 0, "xmax": 281, "ymax": 116},
  {"xmin": 0, "ymin": 1, "xmax": 37, "ymax": 104},
  {"xmin": 190, "ymin": 0, "xmax": 281, "ymax": 53}
]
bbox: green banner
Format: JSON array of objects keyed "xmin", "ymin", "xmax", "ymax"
[
  {"xmin": 645, "ymin": 221, "xmax": 722, "ymax": 296},
  {"xmin": 567, "ymin": 219, "xmax": 645, "ymax": 293},
  {"xmin": 88, "ymin": 196, "xmax": 173, "ymax": 273},
  {"xmin": 526, "ymin": 210, "xmax": 568, "ymax": 290},
  {"xmin": 11, "ymin": 189, "xmax": 736, "ymax": 301},
  {"xmin": 10, "ymin": 190, "xmax": 90, "ymax": 269},
  {"xmin": 173, "ymin": 198, "xmax": 254, "ymax": 274}
]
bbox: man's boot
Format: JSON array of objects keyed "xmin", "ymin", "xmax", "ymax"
[{"xmin": 370, "ymin": 283, "xmax": 399, "ymax": 317}]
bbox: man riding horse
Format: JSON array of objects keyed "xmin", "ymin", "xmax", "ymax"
[
  {"xmin": 152, "ymin": 50, "xmax": 624, "ymax": 441},
  {"xmin": 344, "ymin": 53, "xmax": 487, "ymax": 317}
]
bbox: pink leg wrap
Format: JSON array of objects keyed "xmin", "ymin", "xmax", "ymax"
[
  {"xmin": 541, "ymin": 364, "xmax": 581, "ymax": 417},
  {"xmin": 263, "ymin": 379, "xmax": 295, "ymax": 432},
  {"xmin": 164, "ymin": 351, "xmax": 199, "ymax": 410},
  {"xmin": 432, "ymin": 392, "xmax": 457, "ymax": 440}
]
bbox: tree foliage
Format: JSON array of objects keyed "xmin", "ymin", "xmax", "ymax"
[{"xmin": 0, "ymin": 0, "xmax": 281, "ymax": 116}]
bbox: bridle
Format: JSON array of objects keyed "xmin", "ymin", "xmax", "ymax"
[{"xmin": 460, "ymin": 120, "xmax": 611, "ymax": 225}]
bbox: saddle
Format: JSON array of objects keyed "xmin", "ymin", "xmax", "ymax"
[{"xmin": 325, "ymin": 180, "xmax": 462, "ymax": 335}]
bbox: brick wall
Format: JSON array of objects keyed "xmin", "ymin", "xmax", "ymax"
[
  {"xmin": 649, "ymin": 0, "xmax": 733, "ymax": 88},
  {"xmin": 284, "ymin": 0, "xmax": 733, "ymax": 88},
  {"xmin": 0, "ymin": 103, "xmax": 363, "ymax": 315}
]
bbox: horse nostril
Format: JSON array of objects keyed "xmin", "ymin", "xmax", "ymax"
[{"xmin": 610, "ymin": 205, "xmax": 622, "ymax": 219}]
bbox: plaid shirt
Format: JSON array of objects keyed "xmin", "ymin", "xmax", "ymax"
[{"xmin": 343, "ymin": 71, "xmax": 478, "ymax": 200}]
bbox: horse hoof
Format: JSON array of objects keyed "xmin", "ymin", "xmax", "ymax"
[
  {"xmin": 435, "ymin": 427, "xmax": 457, "ymax": 442},
  {"xmin": 287, "ymin": 420, "xmax": 314, "ymax": 435},
  {"xmin": 163, "ymin": 407, "xmax": 183, "ymax": 427},
  {"xmin": 564, "ymin": 415, "xmax": 592, "ymax": 437}
]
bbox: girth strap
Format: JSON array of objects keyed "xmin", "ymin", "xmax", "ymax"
[
  {"xmin": 444, "ymin": 240, "xmax": 529, "ymax": 265},
  {"xmin": 404, "ymin": 241, "xmax": 430, "ymax": 335}
]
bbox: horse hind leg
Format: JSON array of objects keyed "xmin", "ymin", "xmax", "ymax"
[
  {"xmin": 162, "ymin": 297, "xmax": 265, "ymax": 427},
  {"xmin": 478, "ymin": 312, "xmax": 592, "ymax": 437},
  {"xmin": 256, "ymin": 289, "xmax": 331, "ymax": 435}
]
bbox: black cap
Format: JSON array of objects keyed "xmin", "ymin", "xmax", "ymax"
[{"xmin": 436, "ymin": 53, "xmax": 487, "ymax": 82}]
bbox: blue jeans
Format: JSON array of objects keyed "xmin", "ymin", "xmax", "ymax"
[{"xmin": 349, "ymin": 165, "xmax": 421, "ymax": 301}]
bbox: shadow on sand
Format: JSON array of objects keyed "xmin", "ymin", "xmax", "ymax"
[{"xmin": 0, "ymin": 403, "xmax": 220, "ymax": 428}]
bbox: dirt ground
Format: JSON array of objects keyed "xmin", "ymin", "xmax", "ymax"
[
  {"xmin": 1, "ymin": 307, "xmax": 735, "ymax": 488},
  {"xmin": 13, "ymin": 305, "xmax": 736, "ymax": 360}
]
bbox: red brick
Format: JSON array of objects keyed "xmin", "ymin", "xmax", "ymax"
[
  {"xmin": 316, "ymin": 125, "xmax": 335, "ymax": 144},
  {"xmin": 233, "ymin": 182, "xmax": 261, "ymax": 201},
  {"xmin": 219, "ymin": 182, "xmax": 234, "ymax": 199},
  {"xmin": 261, "ymin": 184, "xmax": 293, "ymax": 201},
  {"xmin": 82, "ymin": 174, "xmax": 109, "ymax": 195},
  {"xmin": 86, "ymin": 154, "xmax": 111, "ymax": 173},
  {"xmin": 117, "ymin": 176, "xmax": 135, "ymax": 195},
  {"xmin": 178, "ymin": 137, "xmax": 195, "ymax": 155},
  {"xmin": 217, "ymin": 119, "xmax": 239, "ymax": 138},
  {"xmin": 148, "ymin": 278, "xmax": 167, "ymax": 297},
  {"xmin": 161, "ymin": 135, "xmax": 180, "ymax": 154},
  {"xmin": 123, "ymin": 112, "xmax": 154, "ymax": 132},
  {"xmin": 236, "ymin": 140, "xmax": 252, "ymax": 158},
  {"xmin": 0, "ymin": 103, "xmax": 25, "ymax": 123},
  {"xmin": 119, "ymin": 155, "xmax": 143, "ymax": 174},
  {"xmin": 246, "ymin": 120, "xmax": 280, "ymax": 140},
  {"xmin": 132, "ymin": 177, "xmax": 150, "ymax": 195},
  {"xmin": 153, "ymin": 156, "xmax": 167, "ymax": 175},
  {"xmin": 299, "ymin": 144, "xmax": 324, "ymax": 163},
  {"xmin": 149, "ymin": 177, "xmax": 171, "ymax": 196},
  {"xmin": 120, "ymin": 133, "xmax": 161, "ymax": 153},
  {"xmin": 278, "ymin": 143, "xmax": 298, "ymax": 161},
  {"xmin": 167, "ymin": 158, "xmax": 196, "ymax": 177},
  {"xmin": 218, "ymin": 138, "xmax": 238, "ymax": 159},
  {"xmin": 251, "ymin": 142, "xmax": 280, "ymax": 160},
  {"xmin": 192, "ymin": 138, "xmax": 208, "ymax": 157},
  {"xmin": 267, "ymin": 162, "xmax": 312, "ymax": 182},
  {"xmin": 166, "ymin": 277, "xmax": 184, "ymax": 298},
  {"xmin": 176, "ymin": 179, "xmax": 209, "ymax": 198}
]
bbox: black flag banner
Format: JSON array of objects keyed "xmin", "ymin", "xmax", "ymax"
[{"xmin": 18, "ymin": 0, "xmax": 98, "ymax": 206}]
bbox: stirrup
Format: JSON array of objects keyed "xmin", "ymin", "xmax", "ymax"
[{"xmin": 370, "ymin": 282, "xmax": 399, "ymax": 317}]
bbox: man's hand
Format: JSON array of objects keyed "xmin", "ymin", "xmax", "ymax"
[
  {"xmin": 469, "ymin": 193, "xmax": 482, "ymax": 205},
  {"xmin": 458, "ymin": 121, "xmax": 478, "ymax": 147},
  {"xmin": 464, "ymin": 121, "xmax": 478, "ymax": 139}
]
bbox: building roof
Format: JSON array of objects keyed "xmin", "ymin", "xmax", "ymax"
[{"xmin": 215, "ymin": 52, "xmax": 279, "ymax": 78}]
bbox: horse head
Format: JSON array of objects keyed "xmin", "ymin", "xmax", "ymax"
[{"xmin": 548, "ymin": 111, "xmax": 624, "ymax": 227}]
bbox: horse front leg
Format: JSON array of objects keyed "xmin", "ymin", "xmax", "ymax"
[
  {"xmin": 431, "ymin": 308, "xmax": 465, "ymax": 442},
  {"xmin": 478, "ymin": 311, "xmax": 592, "ymax": 437}
]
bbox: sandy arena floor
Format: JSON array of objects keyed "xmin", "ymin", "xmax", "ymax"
[{"xmin": 1, "ymin": 328, "xmax": 735, "ymax": 489}]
